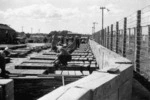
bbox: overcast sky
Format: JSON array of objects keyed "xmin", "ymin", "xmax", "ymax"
[{"xmin": 0, "ymin": 0, "xmax": 149, "ymax": 34}]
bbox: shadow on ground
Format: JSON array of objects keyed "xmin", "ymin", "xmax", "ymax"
[{"xmin": 132, "ymin": 79, "xmax": 150, "ymax": 100}]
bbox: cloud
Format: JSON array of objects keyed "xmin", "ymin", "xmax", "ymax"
[
  {"xmin": 88, "ymin": 5, "xmax": 100, "ymax": 13},
  {"xmin": 88, "ymin": 4, "xmax": 124, "ymax": 14},
  {"xmin": 0, "ymin": 4, "xmax": 82, "ymax": 22},
  {"xmin": 106, "ymin": 4, "xmax": 123, "ymax": 14}
]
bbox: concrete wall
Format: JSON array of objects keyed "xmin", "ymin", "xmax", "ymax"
[
  {"xmin": 0, "ymin": 86, "xmax": 2, "ymax": 100},
  {"xmin": 38, "ymin": 40, "xmax": 133, "ymax": 100},
  {"xmin": 89, "ymin": 40, "xmax": 131, "ymax": 69},
  {"xmin": 0, "ymin": 79, "xmax": 14, "ymax": 100}
]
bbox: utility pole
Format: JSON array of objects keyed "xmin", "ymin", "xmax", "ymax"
[
  {"xmin": 93, "ymin": 22, "xmax": 98, "ymax": 33},
  {"xmin": 92, "ymin": 22, "xmax": 98, "ymax": 40},
  {"xmin": 100, "ymin": 7, "xmax": 109, "ymax": 46},
  {"xmin": 39, "ymin": 29, "xmax": 40, "ymax": 33},
  {"xmin": 31, "ymin": 27, "xmax": 33, "ymax": 34},
  {"xmin": 92, "ymin": 26, "xmax": 94, "ymax": 39},
  {"xmin": 22, "ymin": 26, "xmax": 24, "ymax": 32}
]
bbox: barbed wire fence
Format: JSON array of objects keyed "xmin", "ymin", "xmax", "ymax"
[{"xmin": 93, "ymin": 5, "xmax": 150, "ymax": 79}]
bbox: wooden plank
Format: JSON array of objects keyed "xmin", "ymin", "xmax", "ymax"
[
  {"xmin": 13, "ymin": 49, "xmax": 31, "ymax": 53},
  {"xmin": 90, "ymin": 64, "xmax": 96, "ymax": 68},
  {"xmin": 37, "ymin": 54, "xmax": 57, "ymax": 56},
  {"xmin": 72, "ymin": 57, "xmax": 79, "ymax": 61},
  {"xmin": 78, "ymin": 58, "xmax": 83, "ymax": 60},
  {"xmin": 43, "ymin": 52, "xmax": 57, "ymax": 55},
  {"xmin": 81, "ymin": 56, "xmax": 85, "ymax": 58},
  {"xmin": 83, "ymin": 64, "xmax": 90, "ymax": 68},
  {"xmin": 30, "ymin": 56, "xmax": 57, "ymax": 60},
  {"xmin": 73, "ymin": 62, "xmax": 84, "ymax": 65},
  {"xmin": 9, "ymin": 69, "xmax": 46, "ymax": 75},
  {"xmin": 68, "ymin": 71, "xmax": 76, "ymax": 75},
  {"xmin": 55, "ymin": 71, "xmax": 62, "ymax": 75},
  {"xmin": 71, "ymin": 53, "xmax": 78, "ymax": 55},
  {"xmin": 78, "ymin": 63, "xmax": 84, "ymax": 67},
  {"xmin": 8, "ymin": 69, "xmax": 24, "ymax": 74},
  {"xmin": 37, "ymin": 74, "xmax": 83, "ymax": 78},
  {"xmin": 75, "ymin": 61, "xmax": 84, "ymax": 64},
  {"xmin": 71, "ymin": 55, "xmax": 80, "ymax": 58},
  {"xmin": 74, "ymin": 51, "xmax": 87, "ymax": 53},
  {"xmin": 83, "ymin": 58, "xmax": 88, "ymax": 61},
  {"xmin": 91, "ymin": 61, "xmax": 96, "ymax": 64},
  {"xmin": 83, "ymin": 71, "xmax": 90, "ymax": 76},
  {"xmin": 88, "ymin": 58, "xmax": 93, "ymax": 61},
  {"xmin": 21, "ymin": 70, "xmax": 46, "ymax": 75},
  {"xmin": 15, "ymin": 63, "xmax": 54, "ymax": 69},
  {"xmin": 23, "ymin": 60, "xmax": 54, "ymax": 63},
  {"xmin": 84, "ymin": 61, "xmax": 90, "ymax": 64},
  {"xmin": 66, "ymin": 65, "xmax": 81, "ymax": 70},
  {"xmin": 20, "ymin": 63, "xmax": 54, "ymax": 66},
  {"xmin": 75, "ymin": 71, "xmax": 83, "ymax": 75},
  {"xmin": 9, "ymin": 53, "xmax": 18, "ymax": 57},
  {"xmin": 68, "ymin": 61, "xmax": 75, "ymax": 64},
  {"xmin": 62, "ymin": 71, "xmax": 69, "ymax": 75},
  {"xmin": 88, "ymin": 53, "xmax": 93, "ymax": 56}
]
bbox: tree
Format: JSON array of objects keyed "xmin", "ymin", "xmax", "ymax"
[
  {"xmin": 43, "ymin": 37, "xmax": 48, "ymax": 43},
  {"xmin": 48, "ymin": 31, "xmax": 58, "ymax": 37},
  {"xmin": 26, "ymin": 33, "xmax": 31, "ymax": 38}
]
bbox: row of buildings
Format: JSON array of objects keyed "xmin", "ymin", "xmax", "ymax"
[{"xmin": 0, "ymin": 23, "xmax": 91, "ymax": 44}]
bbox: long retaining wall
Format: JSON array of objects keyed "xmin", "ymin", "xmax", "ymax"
[{"xmin": 38, "ymin": 40, "xmax": 133, "ymax": 100}]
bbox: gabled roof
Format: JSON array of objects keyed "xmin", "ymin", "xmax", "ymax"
[{"xmin": 0, "ymin": 24, "xmax": 14, "ymax": 30}]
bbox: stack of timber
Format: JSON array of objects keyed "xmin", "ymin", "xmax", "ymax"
[{"xmin": 15, "ymin": 43, "xmax": 98, "ymax": 76}]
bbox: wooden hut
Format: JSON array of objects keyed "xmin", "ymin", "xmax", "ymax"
[{"xmin": 0, "ymin": 24, "xmax": 17, "ymax": 44}]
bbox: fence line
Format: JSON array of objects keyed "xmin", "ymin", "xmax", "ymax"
[{"xmin": 92, "ymin": 5, "xmax": 150, "ymax": 77}]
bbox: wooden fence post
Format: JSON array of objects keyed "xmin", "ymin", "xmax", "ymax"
[
  {"xmin": 107, "ymin": 26, "xmax": 109, "ymax": 49},
  {"xmin": 97, "ymin": 32, "xmax": 99, "ymax": 43},
  {"xmin": 93, "ymin": 33, "xmax": 95, "ymax": 41},
  {"xmin": 104, "ymin": 28, "xmax": 107, "ymax": 47},
  {"xmin": 116, "ymin": 22, "xmax": 119, "ymax": 53},
  {"xmin": 128, "ymin": 28, "xmax": 131, "ymax": 48},
  {"xmin": 136, "ymin": 10, "xmax": 141, "ymax": 72},
  {"xmin": 148, "ymin": 25, "xmax": 150, "ymax": 52},
  {"xmin": 101, "ymin": 30, "xmax": 103, "ymax": 45},
  {"xmin": 95, "ymin": 33, "xmax": 97, "ymax": 42},
  {"xmin": 103, "ymin": 29, "xmax": 105, "ymax": 46},
  {"xmin": 98, "ymin": 32, "xmax": 100, "ymax": 44},
  {"xmin": 134, "ymin": 27, "xmax": 137, "ymax": 71},
  {"xmin": 101, "ymin": 29, "xmax": 104, "ymax": 46},
  {"xmin": 119, "ymin": 30, "xmax": 121, "ymax": 53},
  {"xmin": 110, "ymin": 24, "xmax": 113, "ymax": 50},
  {"xmin": 99, "ymin": 31, "xmax": 101, "ymax": 44},
  {"xmin": 123, "ymin": 17, "xmax": 127, "ymax": 57},
  {"xmin": 98, "ymin": 31, "xmax": 100, "ymax": 44},
  {"xmin": 120, "ymin": 29, "xmax": 124, "ymax": 54}
]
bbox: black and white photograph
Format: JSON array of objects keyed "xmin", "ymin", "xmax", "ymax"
[{"xmin": 0, "ymin": 0, "xmax": 150, "ymax": 100}]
